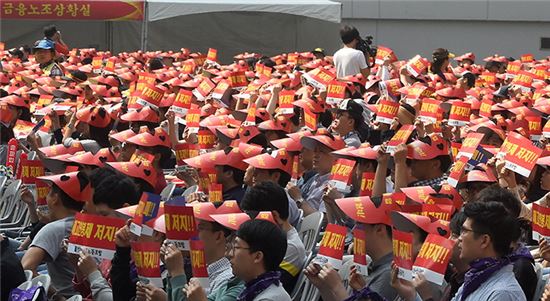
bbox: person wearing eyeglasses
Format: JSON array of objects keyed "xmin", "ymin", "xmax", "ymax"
[{"xmin": 453, "ymin": 201, "xmax": 526, "ymax": 301}]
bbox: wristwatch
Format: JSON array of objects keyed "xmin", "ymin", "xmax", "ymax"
[{"xmin": 295, "ymin": 197, "xmax": 304, "ymax": 208}]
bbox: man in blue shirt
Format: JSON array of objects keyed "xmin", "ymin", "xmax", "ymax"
[{"xmin": 453, "ymin": 201, "xmax": 526, "ymax": 301}]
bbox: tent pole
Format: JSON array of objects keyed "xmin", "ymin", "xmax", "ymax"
[{"xmin": 141, "ymin": 1, "xmax": 148, "ymax": 51}]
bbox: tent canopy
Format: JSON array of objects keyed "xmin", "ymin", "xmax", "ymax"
[{"xmin": 146, "ymin": 0, "xmax": 341, "ymax": 23}]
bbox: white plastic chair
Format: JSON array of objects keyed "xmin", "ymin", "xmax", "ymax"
[
  {"xmin": 24, "ymin": 270, "xmax": 33, "ymax": 281},
  {"xmin": 30, "ymin": 274, "xmax": 51, "ymax": 292},
  {"xmin": 160, "ymin": 182, "xmax": 176, "ymax": 201},
  {"xmin": 533, "ymin": 263, "xmax": 547, "ymax": 301},
  {"xmin": 290, "ymin": 252, "xmax": 313, "ymax": 301},
  {"xmin": 298, "ymin": 211, "xmax": 323, "ymax": 253},
  {"xmin": 299, "ymin": 277, "xmax": 321, "ymax": 301},
  {"xmin": 66, "ymin": 295, "xmax": 83, "ymax": 301},
  {"xmin": 16, "ymin": 280, "xmax": 32, "ymax": 290},
  {"xmin": 295, "ymin": 209, "xmax": 304, "ymax": 232}
]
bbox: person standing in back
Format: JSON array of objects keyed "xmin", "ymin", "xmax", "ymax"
[{"xmin": 333, "ymin": 25, "xmax": 370, "ymax": 79}]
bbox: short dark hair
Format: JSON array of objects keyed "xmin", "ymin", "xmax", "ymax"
[
  {"xmin": 50, "ymin": 172, "xmax": 89, "ymax": 212},
  {"xmin": 237, "ymin": 219, "xmax": 287, "ymax": 271},
  {"xmin": 241, "ymin": 181, "xmax": 289, "ymax": 220},
  {"xmin": 148, "ymin": 58, "xmax": 164, "ymax": 71},
  {"xmin": 268, "ymin": 169, "xmax": 291, "ymax": 187},
  {"xmin": 474, "ymin": 185, "xmax": 521, "ymax": 218},
  {"xmin": 463, "ymin": 201, "xmax": 520, "ymax": 257},
  {"xmin": 89, "ymin": 167, "xmax": 140, "ymax": 208},
  {"xmin": 449, "ymin": 211, "xmax": 467, "ymax": 237},
  {"xmin": 340, "ymin": 25, "xmax": 360, "ymax": 44},
  {"xmin": 222, "ymin": 165, "xmax": 245, "ymax": 185},
  {"xmin": 437, "ymin": 155, "xmax": 452, "ymax": 173},
  {"xmin": 43, "ymin": 25, "xmax": 57, "ymax": 38}
]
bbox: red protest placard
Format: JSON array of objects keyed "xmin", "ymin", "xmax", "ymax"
[
  {"xmin": 326, "ymin": 81, "xmax": 346, "ymax": 105},
  {"xmin": 479, "ymin": 99, "xmax": 493, "ymax": 118},
  {"xmin": 512, "ymin": 71, "xmax": 533, "ymax": 92},
  {"xmin": 375, "ymin": 46, "xmax": 397, "ymax": 65},
  {"xmin": 305, "ymin": 68, "xmax": 335, "ymax": 90},
  {"xmin": 134, "ymin": 84, "xmax": 164, "ymax": 109},
  {"xmin": 406, "ymin": 55, "xmax": 428, "ymax": 77},
  {"xmin": 197, "ymin": 169, "xmax": 217, "ymax": 193},
  {"xmin": 13, "ymin": 120, "xmax": 36, "ymax": 139},
  {"xmin": 92, "ymin": 56, "xmax": 103, "ymax": 73},
  {"xmin": 181, "ymin": 60, "xmax": 196, "ymax": 74},
  {"xmin": 131, "ymin": 242, "xmax": 163, "ymax": 287},
  {"xmin": 185, "ymin": 108, "xmax": 201, "ymax": 132},
  {"xmin": 242, "ymin": 103, "xmax": 257, "ymax": 127},
  {"xmin": 130, "ymin": 192, "xmax": 162, "ymax": 237},
  {"xmin": 412, "ymin": 234, "xmax": 455, "ymax": 285},
  {"xmin": 104, "ymin": 57, "xmax": 116, "ymax": 73},
  {"xmin": 500, "ymin": 132, "xmax": 543, "ymax": 177},
  {"xmin": 68, "ymin": 212, "xmax": 126, "ymax": 260},
  {"xmin": 447, "ymin": 155, "xmax": 469, "ymax": 188},
  {"xmin": 421, "ymin": 204, "xmax": 453, "ymax": 222},
  {"xmin": 418, "ymin": 98, "xmax": 441, "ymax": 124},
  {"xmin": 37, "ymin": 94, "xmax": 54, "ymax": 107},
  {"xmin": 457, "ymin": 132, "xmax": 484, "ymax": 160},
  {"xmin": 304, "ymin": 108, "xmax": 317, "ymax": 131},
  {"xmin": 359, "ymin": 172, "xmax": 375, "ymax": 197},
  {"xmin": 206, "ymin": 48, "xmax": 218, "ymax": 63},
  {"xmin": 315, "ymin": 224, "xmax": 347, "ymax": 269},
  {"xmin": 174, "ymin": 143, "xmax": 200, "ymax": 165},
  {"xmin": 171, "ymin": 89, "xmax": 193, "ymax": 116},
  {"xmin": 450, "ymin": 142, "xmax": 461, "ymax": 161},
  {"xmin": 352, "ymin": 226, "xmax": 370, "ymax": 276},
  {"xmin": 290, "ymin": 155, "xmax": 301, "ymax": 185},
  {"xmin": 208, "ymin": 184, "xmax": 223, "ymax": 203},
  {"xmin": 392, "ymin": 229, "xmax": 414, "ymax": 281},
  {"xmin": 479, "ymin": 72, "xmax": 497, "ymax": 87},
  {"xmin": 387, "ymin": 125, "xmax": 414, "ymax": 154},
  {"xmin": 192, "ymin": 78, "xmax": 216, "ymax": 101},
  {"xmin": 405, "ymin": 84, "xmax": 434, "ymax": 104},
  {"xmin": 506, "ymin": 61, "xmax": 521, "ymax": 78},
  {"xmin": 278, "ymin": 89, "xmax": 295, "ymax": 115},
  {"xmin": 212, "ymin": 80, "xmax": 231, "ymax": 101},
  {"xmin": 197, "ymin": 129, "xmax": 216, "ymax": 150},
  {"xmin": 527, "ymin": 115, "xmax": 542, "ymax": 140},
  {"xmin": 447, "ymin": 102, "xmax": 471, "ymax": 127},
  {"xmin": 329, "ymin": 158, "xmax": 355, "ymax": 193},
  {"xmin": 19, "ymin": 159, "xmax": 44, "ymax": 184},
  {"xmin": 164, "ymin": 204, "xmax": 196, "ymax": 250},
  {"xmin": 190, "ymin": 240, "xmax": 210, "ymax": 289},
  {"xmin": 379, "ymin": 79, "xmax": 402, "ymax": 100},
  {"xmin": 375, "ymin": 99, "xmax": 399, "ymax": 124},
  {"xmin": 35, "ymin": 179, "xmax": 49, "ymax": 207},
  {"xmin": 532, "ymin": 203, "xmax": 550, "ymax": 240},
  {"xmin": 229, "ymin": 71, "xmax": 248, "ymax": 89}
]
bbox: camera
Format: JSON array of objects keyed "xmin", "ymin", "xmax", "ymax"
[{"xmin": 356, "ymin": 35, "xmax": 377, "ymax": 67}]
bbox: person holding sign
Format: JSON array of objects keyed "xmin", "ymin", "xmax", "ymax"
[
  {"xmin": 331, "ymin": 99, "xmax": 365, "ymax": 148},
  {"xmin": 229, "ymin": 219, "xmax": 291, "ymax": 301},
  {"xmin": 164, "ymin": 202, "xmax": 244, "ymax": 301},
  {"xmin": 453, "ymin": 202, "xmax": 526, "ymax": 301},
  {"xmin": 21, "ymin": 171, "xmax": 92, "ymax": 299},
  {"xmin": 240, "ymin": 182, "xmax": 306, "ymax": 293}
]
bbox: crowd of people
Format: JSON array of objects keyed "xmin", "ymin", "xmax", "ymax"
[{"xmin": 0, "ymin": 23, "xmax": 550, "ymax": 301}]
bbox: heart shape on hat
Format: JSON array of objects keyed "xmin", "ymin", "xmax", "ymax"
[
  {"xmin": 60, "ymin": 175, "xmax": 71, "ymax": 181},
  {"xmin": 98, "ymin": 156, "xmax": 107, "ymax": 162},
  {"xmin": 91, "ymin": 115, "xmax": 96, "ymax": 121},
  {"xmin": 159, "ymin": 135, "xmax": 166, "ymax": 141},
  {"xmin": 436, "ymin": 143, "xmax": 444, "ymax": 150},
  {"xmin": 143, "ymin": 169, "xmax": 152, "ymax": 176},
  {"xmin": 243, "ymin": 130, "xmax": 250, "ymax": 137},
  {"xmin": 280, "ymin": 158, "xmax": 288, "ymax": 165},
  {"xmin": 437, "ymin": 227, "xmax": 448, "ymax": 236}
]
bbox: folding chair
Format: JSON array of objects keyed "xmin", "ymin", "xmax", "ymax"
[
  {"xmin": 298, "ymin": 211, "xmax": 323, "ymax": 253},
  {"xmin": 66, "ymin": 295, "xmax": 83, "ymax": 301},
  {"xmin": 30, "ymin": 274, "xmax": 51, "ymax": 292},
  {"xmin": 299, "ymin": 276, "xmax": 321, "ymax": 301},
  {"xmin": 533, "ymin": 263, "xmax": 547, "ymax": 301},
  {"xmin": 295, "ymin": 209, "xmax": 304, "ymax": 232},
  {"xmin": 160, "ymin": 182, "xmax": 176, "ymax": 201},
  {"xmin": 0, "ymin": 179, "xmax": 22, "ymax": 223},
  {"xmin": 24, "ymin": 270, "xmax": 33, "ymax": 281},
  {"xmin": 290, "ymin": 251, "xmax": 313, "ymax": 301}
]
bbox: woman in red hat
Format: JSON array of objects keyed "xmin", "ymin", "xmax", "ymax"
[
  {"xmin": 0, "ymin": 94, "xmax": 32, "ymax": 152},
  {"xmin": 63, "ymin": 105, "xmax": 112, "ymax": 150}
]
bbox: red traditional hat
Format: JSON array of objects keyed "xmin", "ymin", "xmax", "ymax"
[
  {"xmin": 76, "ymin": 106, "xmax": 111, "ymax": 128},
  {"xmin": 335, "ymin": 196, "xmax": 392, "ymax": 225},
  {"xmin": 237, "ymin": 125, "xmax": 261, "ymax": 144},
  {"xmin": 37, "ymin": 171, "xmax": 93, "ymax": 203},
  {"xmin": 407, "ymin": 134, "xmax": 449, "ymax": 160},
  {"xmin": 210, "ymin": 213, "xmax": 251, "ymax": 231},
  {"xmin": 106, "ymin": 160, "xmax": 157, "ymax": 188},
  {"xmin": 331, "ymin": 145, "xmax": 358, "ymax": 159},
  {"xmin": 120, "ymin": 106, "xmax": 160, "ymax": 123},
  {"xmin": 93, "ymin": 147, "xmax": 117, "ymax": 166},
  {"xmin": 238, "ymin": 142, "xmax": 264, "ymax": 158},
  {"xmin": 401, "ymin": 186, "xmax": 437, "ymax": 204},
  {"xmin": 110, "ymin": 128, "xmax": 138, "ymax": 143},
  {"xmin": 244, "ymin": 148, "xmax": 292, "ymax": 175},
  {"xmin": 270, "ymin": 137, "xmax": 303, "ymax": 152},
  {"xmin": 1, "ymin": 94, "xmax": 30, "ymax": 109},
  {"xmin": 391, "ymin": 211, "xmax": 450, "ymax": 237},
  {"xmin": 214, "ymin": 127, "xmax": 239, "ymax": 146},
  {"xmin": 126, "ymin": 127, "xmax": 170, "ymax": 148},
  {"xmin": 192, "ymin": 202, "xmax": 217, "ymax": 222},
  {"xmin": 292, "ymin": 98, "xmax": 325, "ymax": 114},
  {"xmin": 300, "ymin": 130, "xmax": 345, "ymax": 151},
  {"xmin": 39, "ymin": 142, "xmax": 84, "ymax": 157},
  {"xmin": 184, "ymin": 147, "xmax": 248, "ymax": 171}
]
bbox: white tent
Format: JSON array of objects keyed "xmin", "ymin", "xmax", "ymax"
[
  {"xmin": 147, "ymin": 0, "xmax": 341, "ymax": 23},
  {"xmin": 1, "ymin": 0, "xmax": 342, "ymax": 60}
]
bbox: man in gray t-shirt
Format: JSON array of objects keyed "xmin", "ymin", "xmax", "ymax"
[{"xmin": 31, "ymin": 216, "xmax": 78, "ymax": 297}]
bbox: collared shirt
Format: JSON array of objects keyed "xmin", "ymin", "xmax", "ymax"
[
  {"xmin": 40, "ymin": 61, "xmax": 64, "ymax": 77},
  {"xmin": 365, "ymin": 252, "xmax": 398, "ymax": 300},
  {"xmin": 409, "ymin": 175, "xmax": 447, "ymax": 188},
  {"xmin": 206, "ymin": 257, "xmax": 234, "ymax": 294},
  {"xmin": 452, "ymin": 264, "xmax": 526, "ymax": 301},
  {"xmin": 223, "ymin": 185, "xmax": 247, "ymax": 204},
  {"xmin": 303, "ymin": 173, "xmax": 331, "ymax": 212},
  {"xmin": 342, "ymin": 131, "xmax": 362, "ymax": 148}
]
